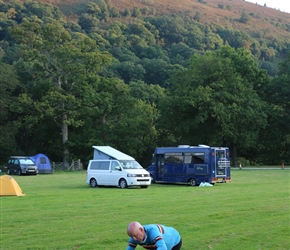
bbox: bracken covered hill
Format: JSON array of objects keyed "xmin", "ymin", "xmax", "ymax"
[{"xmin": 36, "ymin": 0, "xmax": 290, "ymax": 42}]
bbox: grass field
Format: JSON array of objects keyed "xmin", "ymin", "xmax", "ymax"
[{"xmin": 0, "ymin": 170, "xmax": 289, "ymax": 250}]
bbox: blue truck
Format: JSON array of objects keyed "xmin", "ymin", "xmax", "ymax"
[{"xmin": 147, "ymin": 145, "xmax": 231, "ymax": 186}]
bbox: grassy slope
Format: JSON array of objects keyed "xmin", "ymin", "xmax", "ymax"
[{"xmin": 0, "ymin": 170, "xmax": 289, "ymax": 249}]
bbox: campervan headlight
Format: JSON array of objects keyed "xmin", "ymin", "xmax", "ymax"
[{"xmin": 127, "ymin": 174, "xmax": 137, "ymax": 177}]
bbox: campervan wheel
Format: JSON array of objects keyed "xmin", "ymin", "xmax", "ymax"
[
  {"xmin": 189, "ymin": 178, "xmax": 196, "ymax": 186},
  {"xmin": 90, "ymin": 178, "xmax": 98, "ymax": 188},
  {"xmin": 119, "ymin": 179, "xmax": 128, "ymax": 189}
]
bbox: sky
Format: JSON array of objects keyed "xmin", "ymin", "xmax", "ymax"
[{"xmin": 245, "ymin": 0, "xmax": 290, "ymax": 13}]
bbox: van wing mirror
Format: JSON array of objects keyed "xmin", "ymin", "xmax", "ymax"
[{"xmin": 115, "ymin": 166, "xmax": 121, "ymax": 171}]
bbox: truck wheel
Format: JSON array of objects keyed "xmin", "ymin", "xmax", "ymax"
[
  {"xmin": 90, "ymin": 178, "xmax": 98, "ymax": 188},
  {"xmin": 119, "ymin": 179, "xmax": 128, "ymax": 189},
  {"xmin": 189, "ymin": 178, "xmax": 196, "ymax": 186}
]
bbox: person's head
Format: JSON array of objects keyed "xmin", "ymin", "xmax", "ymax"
[{"xmin": 127, "ymin": 221, "xmax": 145, "ymax": 242}]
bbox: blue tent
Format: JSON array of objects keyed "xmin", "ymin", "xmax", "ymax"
[{"xmin": 30, "ymin": 153, "xmax": 53, "ymax": 174}]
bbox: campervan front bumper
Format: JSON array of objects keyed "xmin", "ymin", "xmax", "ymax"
[{"xmin": 126, "ymin": 176, "xmax": 151, "ymax": 186}]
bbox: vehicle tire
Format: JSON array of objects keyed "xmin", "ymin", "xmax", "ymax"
[
  {"xmin": 189, "ymin": 178, "xmax": 196, "ymax": 186},
  {"xmin": 140, "ymin": 186, "xmax": 148, "ymax": 188},
  {"xmin": 17, "ymin": 170, "xmax": 22, "ymax": 176},
  {"xmin": 7, "ymin": 169, "xmax": 11, "ymax": 175},
  {"xmin": 90, "ymin": 178, "xmax": 98, "ymax": 188},
  {"xmin": 119, "ymin": 179, "xmax": 128, "ymax": 189}
]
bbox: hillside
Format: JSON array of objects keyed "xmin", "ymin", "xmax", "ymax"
[
  {"xmin": 41, "ymin": 0, "xmax": 290, "ymax": 42},
  {"xmin": 1, "ymin": 0, "xmax": 289, "ymax": 166}
]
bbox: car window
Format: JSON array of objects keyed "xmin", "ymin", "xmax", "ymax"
[
  {"xmin": 19, "ymin": 159, "xmax": 35, "ymax": 165},
  {"xmin": 14, "ymin": 159, "xmax": 19, "ymax": 164}
]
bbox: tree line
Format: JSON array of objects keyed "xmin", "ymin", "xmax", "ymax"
[{"xmin": 0, "ymin": 0, "xmax": 289, "ymax": 167}]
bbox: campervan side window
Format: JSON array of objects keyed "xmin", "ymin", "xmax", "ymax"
[
  {"xmin": 192, "ymin": 153, "xmax": 205, "ymax": 164},
  {"xmin": 90, "ymin": 161, "xmax": 110, "ymax": 170},
  {"xmin": 165, "ymin": 153, "xmax": 183, "ymax": 164},
  {"xmin": 111, "ymin": 161, "xmax": 120, "ymax": 170},
  {"xmin": 184, "ymin": 153, "xmax": 205, "ymax": 164}
]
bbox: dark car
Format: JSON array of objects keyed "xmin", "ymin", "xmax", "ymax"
[{"xmin": 7, "ymin": 156, "xmax": 38, "ymax": 176}]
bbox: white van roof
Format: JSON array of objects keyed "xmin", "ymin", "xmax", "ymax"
[{"xmin": 92, "ymin": 146, "xmax": 135, "ymax": 160}]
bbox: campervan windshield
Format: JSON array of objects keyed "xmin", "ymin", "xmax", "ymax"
[{"xmin": 119, "ymin": 160, "xmax": 143, "ymax": 169}]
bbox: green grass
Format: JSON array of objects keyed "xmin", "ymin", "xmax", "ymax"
[{"xmin": 0, "ymin": 170, "xmax": 289, "ymax": 250}]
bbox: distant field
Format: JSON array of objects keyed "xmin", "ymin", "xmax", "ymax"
[{"xmin": 0, "ymin": 170, "xmax": 289, "ymax": 250}]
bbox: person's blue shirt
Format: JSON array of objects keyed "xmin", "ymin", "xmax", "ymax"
[{"xmin": 126, "ymin": 224, "xmax": 181, "ymax": 250}]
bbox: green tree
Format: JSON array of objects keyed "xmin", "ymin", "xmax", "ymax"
[
  {"xmin": 109, "ymin": 7, "xmax": 119, "ymax": 18},
  {"xmin": 141, "ymin": 58, "xmax": 171, "ymax": 86},
  {"xmin": 86, "ymin": 2, "xmax": 101, "ymax": 16},
  {"xmin": 0, "ymin": 15, "xmax": 17, "ymax": 41},
  {"xmin": 129, "ymin": 80, "xmax": 165, "ymax": 105},
  {"xmin": 259, "ymin": 52, "xmax": 290, "ymax": 164},
  {"xmin": 216, "ymin": 26, "xmax": 255, "ymax": 50},
  {"xmin": 193, "ymin": 11, "xmax": 202, "ymax": 22},
  {"xmin": 95, "ymin": 0, "xmax": 108, "ymax": 13},
  {"xmin": 128, "ymin": 81, "xmax": 165, "ymax": 164},
  {"xmin": 138, "ymin": 45, "xmax": 169, "ymax": 60},
  {"xmin": 72, "ymin": 78, "xmax": 159, "ymax": 166},
  {"xmin": 186, "ymin": 24, "xmax": 205, "ymax": 50},
  {"xmin": 127, "ymin": 21, "xmax": 156, "ymax": 46},
  {"xmin": 203, "ymin": 32, "xmax": 223, "ymax": 50},
  {"xmin": 158, "ymin": 46, "xmax": 269, "ymax": 166},
  {"xmin": 132, "ymin": 6, "xmax": 141, "ymax": 18},
  {"xmin": 141, "ymin": 7, "xmax": 150, "ymax": 16},
  {"xmin": 122, "ymin": 8, "xmax": 131, "ymax": 17},
  {"xmin": 0, "ymin": 51, "xmax": 19, "ymax": 162},
  {"xmin": 78, "ymin": 13, "xmax": 99, "ymax": 33},
  {"xmin": 23, "ymin": 1, "xmax": 63, "ymax": 20},
  {"xmin": 240, "ymin": 11, "xmax": 250, "ymax": 24},
  {"xmin": 169, "ymin": 42, "xmax": 195, "ymax": 65},
  {"xmin": 104, "ymin": 21, "xmax": 126, "ymax": 48},
  {"xmin": 145, "ymin": 16, "xmax": 186, "ymax": 44},
  {"xmin": 9, "ymin": 17, "xmax": 111, "ymax": 167},
  {"xmin": 114, "ymin": 61, "xmax": 145, "ymax": 84}
]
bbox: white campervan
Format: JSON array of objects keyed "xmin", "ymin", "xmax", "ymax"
[{"xmin": 86, "ymin": 146, "xmax": 151, "ymax": 188}]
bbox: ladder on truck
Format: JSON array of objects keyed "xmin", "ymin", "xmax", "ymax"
[{"xmin": 216, "ymin": 158, "xmax": 230, "ymax": 178}]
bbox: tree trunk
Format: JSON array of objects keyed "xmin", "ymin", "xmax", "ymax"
[
  {"xmin": 230, "ymin": 143, "xmax": 237, "ymax": 167},
  {"xmin": 62, "ymin": 112, "xmax": 69, "ymax": 168},
  {"xmin": 57, "ymin": 77, "xmax": 69, "ymax": 169}
]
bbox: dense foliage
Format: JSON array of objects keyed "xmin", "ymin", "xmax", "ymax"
[{"xmin": 0, "ymin": 0, "xmax": 289, "ymax": 167}]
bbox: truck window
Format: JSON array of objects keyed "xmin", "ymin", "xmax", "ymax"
[
  {"xmin": 165, "ymin": 153, "xmax": 183, "ymax": 164},
  {"xmin": 184, "ymin": 153, "xmax": 205, "ymax": 164}
]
